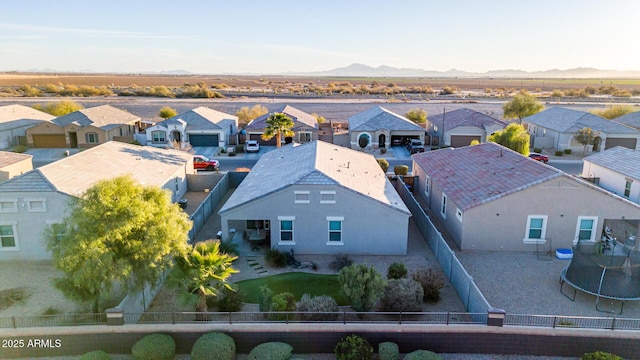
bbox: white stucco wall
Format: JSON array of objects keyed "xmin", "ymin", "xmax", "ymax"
[{"xmin": 582, "ymin": 161, "xmax": 640, "ymax": 204}]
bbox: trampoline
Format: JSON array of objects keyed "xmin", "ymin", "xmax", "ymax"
[{"xmin": 559, "ymin": 236, "xmax": 640, "ymax": 314}]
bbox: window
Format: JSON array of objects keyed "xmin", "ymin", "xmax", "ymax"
[
  {"xmin": 0, "ymin": 223, "xmax": 18, "ymax": 250},
  {"xmin": 152, "ymin": 131, "xmax": 166, "ymax": 143},
  {"xmin": 320, "ymin": 191, "xmax": 336, "ymax": 204},
  {"xmin": 85, "ymin": 132, "xmax": 98, "ymax": 143},
  {"xmin": 327, "ymin": 216, "xmax": 344, "ymax": 244},
  {"xmin": 456, "ymin": 208, "xmax": 463, "ymax": 222},
  {"xmin": 0, "ymin": 199, "xmax": 18, "ymax": 213},
  {"xmin": 26, "ymin": 199, "xmax": 46, "ymax": 212},
  {"xmin": 575, "ymin": 216, "xmax": 598, "ymax": 244},
  {"xmin": 294, "ymin": 191, "xmax": 310, "ymax": 204},
  {"xmin": 46, "ymin": 221, "xmax": 66, "ymax": 242},
  {"xmin": 278, "ymin": 216, "xmax": 295, "ymax": 244},
  {"xmin": 625, "ymin": 179, "xmax": 632, "ymax": 198},
  {"xmin": 441, "ymin": 194, "xmax": 447, "ymax": 218},
  {"xmin": 524, "ymin": 215, "xmax": 547, "ymax": 243},
  {"xmin": 298, "ymin": 132, "xmax": 312, "ymax": 142},
  {"xmin": 424, "ymin": 175, "xmax": 430, "ymax": 198}
]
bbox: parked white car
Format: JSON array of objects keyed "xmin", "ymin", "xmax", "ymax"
[{"xmin": 246, "ymin": 140, "xmax": 260, "ymax": 153}]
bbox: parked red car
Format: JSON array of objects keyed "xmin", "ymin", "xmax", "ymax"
[
  {"xmin": 528, "ymin": 152, "xmax": 549, "ymax": 163},
  {"xmin": 193, "ymin": 155, "xmax": 219, "ymax": 171}
]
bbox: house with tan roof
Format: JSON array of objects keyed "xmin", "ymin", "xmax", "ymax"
[
  {"xmin": 245, "ymin": 105, "xmax": 318, "ymax": 145},
  {"xmin": 0, "ymin": 151, "xmax": 33, "ymax": 182},
  {"xmin": 582, "ymin": 146, "xmax": 640, "ymax": 205},
  {"xmin": 0, "ymin": 141, "xmax": 194, "ymax": 260},
  {"xmin": 348, "ymin": 106, "xmax": 425, "ymax": 150},
  {"xmin": 0, "ymin": 104, "xmax": 54, "ymax": 149},
  {"xmin": 219, "ymin": 140, "xmax": 411, "ymax": 255},
  {"xmin": 412, "ymin": 142, "xmax": 640, "ymax": 252},
  {"xmin": 26, "ymin": 105, "xmax": 141, "ymax": 148},
  {"xmin": 425, "ymin": 108, "xmax": 507, "ymax": 147}
]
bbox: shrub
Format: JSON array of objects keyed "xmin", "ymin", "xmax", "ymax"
[
  {"xmin": 296, "ymin": 294, "xmax": 339, "ymax": 321},
  {"xmin": 381, "ymin": 278, "xmax": 424, "ymax": 311},
  {"xmin": 217, "ymin": 286, "xmax": 243, "ymax": 312},
  {"xmin": 582, "ymin": 351, "xmax": 623, "ymax": 360},
  {"xmin": 265, "ymin": 248, "xmax": 287, "ymax": 268},
  {"xmin": 380, "ymin": 147, "xmax": 387, "ymax": 154},
  {"xmin": 564, "ymin": 149, "xmax": 572, "ymax": 154},
  {"xmin": 329, "ymin": 254, "xmax": 353, "ymax": 271},
  {"xmin": 131, "ymin": 333, "xmax": 175, "ymax": 360},
  {"xmin": 533, "ymin": 147, "xmax": 542, "ymax": 153},
  {"xmin": 79, "ymin": 350, "xmax": 110, "ymax": 360},
  {"xmin": 378, "ymin": 342, "xmax": 399, "ymax": 360},
  {"xmin": 339, "ymin": 264, "xmax": 386, "ymax": 312},
  {"xmin": 555, "ymin": 150, "xmax": 564, "ymax": 156},
  {"xmin": 12, "ymin": 145, "xmax": 27, "ymax": 153},
  {"xmin": 387, "ymin": 262, "xmax": 407, "ymax": 279},
  {"xmin": 377, "ymin": 158, "xmax": 389, "ymax": 173},
  {"xmin": 393, "ymin": 165, "xmax": 409, "ymax": 176},
  {"xmin": 259, "ymin": 285, "xmax": 274, "ymax": 312},
  {"xmin": 219, "ymin": 238, "xmax": 239, "ymax": 256},
  {"xmin": 404, "ymin": 350, "xmax": 443, "ymax": 360},
  {"xmin": 411, "ymin": 269, "xmax": 445, "ymax": 302},
  {"xmin": 248, "ymin": 342, "xmax": 293, "ymax": 360},
  {"xmin": 269, "ymin": 292, "xmax": 296, "ymax": 320},
  {"xmin": 191, "ymin": 332, "xmax": 236, "ymax": 360},
  {"xmin": 334, "ymin": 334, "xmax": 373, "ymax": 360}
]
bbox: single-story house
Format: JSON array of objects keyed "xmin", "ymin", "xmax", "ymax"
[
  {"xmin": 0, "ymin": 141, "xmax": 194, "ymax": 261},
  {"xmin": 425, "ymin": 108, "xmax": 508, "ymax": 147},
  {"xmin": 219, "ymin": 140, "xmax": 411, "ymax": 255},
  {"xmin": 0, "ymin": 105, "xmax": 54, "ymax": 149},
  {"xmin": 348, "ymin": 106, "xmax": 424, "ymax": 149},
  {"xmin": 522, "ymin": 107, "xmax": 640, "ymax": 152},
  {"xmin": 245, "ymin": 105, "xmax": 318, "ymax": 146},
  {"xmin": 412, "ymin": 142, "xmax": 640, "ymax": 252},
  {"xmin": 26, "ymin": 105, "xmax": 141, "ymax": 148},
  {"xmin": 145, "ymin": 107, "xmax": 238, "ymax": 148},
  {"xmin": 582, "ymin": 146, "xmax": 640, "ymax": 204},
  {"xmin": 612, "ymin": 111, "xmax": 640, "ymax": 131},
  {"xmin": 0, "ymin": 151, "xmax": 33, "ymax": 183}
]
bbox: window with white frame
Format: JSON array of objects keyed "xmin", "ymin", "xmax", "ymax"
[
  {"xmin": 524, "ymin": 215, "xmax": 547, "ymax": 243},
  {"xmin": 456, "ymin": 208, "xmax": 463, "ymax": 222},
  {"xmin": 625, "ymin": 179, "xmax": 632, "ymax": 198},
  {"xmin": 298, "ymin": 132, "xmax": 312, "ymax": 143},
  {"xmin": 575, "ymin": 216, "xmax": 598, "ymax": 244},
  {"xmin": 26, "ymin": 198, "xmax": 46, "ymax": 212},
  {"xmin": 85, "ymin": 132, "xmax": 98, "ymax": 143},
  {"xmin": 278, "ymin": 216, "xmax": 295, "ymax": 244},
  {"xmin": 327, "ymin": 216, "xmax": 344, "ymax": 244},
  {"xmin": 0, "ymin": 199, "xmax": 18, "ymax": 213},
  {"xmin": 0, "ymin": 223, "xmax": 18, "ymax": 250},
  {"xmin": 320, "ymin": 191, "xmax": 336, "ymax": 204},
  {"xmin": 294, "ymin": 191, "xmax": 310, "ymax": 204},
  {"xmin": 152, "ymin": 131, "xmax": 166, "ymax": 143},
  {"xmin": 424, "ymin": 175, "xmax": 430, "ymax": 197},
  {"xmin": 441, "ymin": 194, "xmax": 447, "ymax": 218}
]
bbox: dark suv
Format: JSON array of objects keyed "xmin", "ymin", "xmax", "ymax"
[{"xmin": 407, "ymin": 139, "xmax": 425, "ymax": 154}]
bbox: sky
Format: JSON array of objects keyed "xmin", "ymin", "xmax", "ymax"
[{"xmin": 2, "ymin": 0, "xmax": 640, "ymax": 74}]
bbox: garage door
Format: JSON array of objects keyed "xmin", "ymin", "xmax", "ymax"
[
  {"xmin": 605, "ymin": 137, "xmax": 637, "ymax": 150},
  {"xmin": 250, "ymin": 133, "xmax": 277, "ymax": 146},
  {"xmin": 32, "ymin": 134, "xmax": 66, "ymax": 148},
  {"xmin": 451, "ymin": 135, "xmax": 481, "ymax": 148},
  {"xmin": 189, "ymin": 134, "xmax": 219, "ymax": 147}
]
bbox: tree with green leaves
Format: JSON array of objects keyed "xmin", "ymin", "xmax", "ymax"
[
  {"xmin": 32, "ymin": 100, "xmax": 83, "ymax": 116},
  {"xmin": 261, "ymin": 112, "xmax": 295, "ymax": 148},
  {"xmin": 377, "ymin": 159, "xmax": 389, "ymax": 173},
  {"xmin": 311, "ymin": 113, "xmax": 326, "ymax": 124},
  {"xmin": 502, "ymin": 90, "xmax": 544, "ymax": 123},
  {"xmin": 235, "ymin": 105, "xmax": 268, "ymax": 127},
  {"xmin": 45, "ymin": 175, "xmax": 192, "ymax": 313},
  {"xmin": 158, "ymin": 106, "xmax": 178, "ymax": 119},
  {"xmin": 574, "ymin": 127, "xmax": 600, "ymax": 156},
  {"xmin": 168, "ymin": 240, "xmax": 238, "ymax": 312},
  {"xmin": 338, "ymin": 264, "xmax": 386, "ymax": 312},
  {"xmin": 405, "ymin": 108, "xmax": 427, "ymax": 123},
  {"xmin": 590, "ymin": 105, "xmax": 636, "ymax": 120},
  {"xmin": 488, "ymin": 123, "xmax": 530, "ymax": 155}
]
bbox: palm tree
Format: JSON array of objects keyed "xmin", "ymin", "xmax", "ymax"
[
  {"xmin": 261, "ymin": 112, "xmax": 295, "ymax": 148},
  {"xmin": 168, "ymin": 240, "xmax": 238, "ymax": 313}
]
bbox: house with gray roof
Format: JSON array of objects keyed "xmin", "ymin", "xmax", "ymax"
[
  {"xmin": 412, "ymin": 142, "xmax": 640, "ymax": 251},
  {"xmin": 348, "ymin": 106, "xmax": 425, "ymax": 150},
  {"xmin": 583, "ymin": 146, "xmax": 640, "ymax": 205},
  {"xmin": 26, "ymin": 105, "xmax": 141, "ymax": 148},
  {"xmin": 0, "ymin": 141, "xmax": 194, "ymax": 260},
  {"xmin": 425, "ymin": 108, "xmax": 508, "ymax": 147},
  {"xmin": 0, "ymin": 151, "xmax": 32, "ymax": 182},
  {"xmin": 219, "ymin": 140, "xmax": 411, "ymax": 255},
  {"xmin": 522, "ymin": 107, "xmax": 640, "ymax": 152},
  {"xmin": 613, "ymin": 111, "xmax": 640, "ymax": 131},
  {"xmin": 245, "ymin": 105, "xmax": 318, "ymax": 146},
  {"xmin": 0, "ymin": 104, "xmax": 54, "ymax": 149},
  {"xmin": 144, "ymin": 106, "xmax": 238, "ymax": 148}
]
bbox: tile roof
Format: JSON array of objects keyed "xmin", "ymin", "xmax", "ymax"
[
  {"xmin": 245, "ymin": 105, "xmax": 318, "ymax": 131},
  {"xmin": 0, "ymin": 151, "xmax": 32, "ymax": 168},
  {"xmin": 348, "ymin": 106, "xmax": 425, "ymax": 132},
  {"xmin": 53, "ymin": 105, "xmax": 140, "ymax": 130},
  {"xmin": 219, "ymin": 140, "xmax": 409, "ymax": 214},
  {"xmin": 160, "ymin": 106, "xmax": 237, "ymax": 131},
  {"xmin": 412, "ymin": 142, "xmax": 562, "ymax": 211},
  {"xmin": 523, "ymin": 107, "xmax": 640, "ymax": 134},
  {"xmin": 613, "ymin": 111, "xmax": 640, "ymax": 130},
  {"xmin": 0, "ymin": 141, "xmax": 191, "ymax": 196},
  {"xmin": 584, "ymin": 146, "xmax": 640, "ymax": 181},
  {"xmin": 428, "ymin": 108, "xmax": 508, "ymax": 131},
  {"xmin": 0, "ymin": 104, "xmax": 54, "ymax": 122}
]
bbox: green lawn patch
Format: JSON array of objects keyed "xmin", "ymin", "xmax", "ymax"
[{"xmin": 235, "ymin": 272, "xmax": 346, "ymax": 305}]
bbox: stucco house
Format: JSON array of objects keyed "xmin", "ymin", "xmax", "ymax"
[
  {"xmin": 26, "ymin": 105, "xmax": 141, "ymax": 148},
  {"xmin": 0, "ymin": 104, "xmax": 54, "ymax": 149},
  {"xmin": 522, "ymin": 107, "xmax": 640, "ymax": 152},
  {"xmin": 425, "ymin": 108, "xmax": 508, "ymax": 147},
  {"xmin": 145, "ymin": 107, "xmax": 238, "ymax": 148},
  {"xmin": 412, "ymin": 142, "xmax": 640, "ymax": 252},
  {"xmin": 582, "ymin": 146, "xmax": 640, "ymax": 205},
  {"xmin": 0, "ymin": 151, "xmax": 33, "ymax": 183},
  {"xmin": 219, "ymin": 140, "xmax": 411, "ymax": 255},
  {"xmin": 245, "ymin": 105, "xmax": 318, "ymax": 146},
  {"xmin": 613, "ymin": 111, "xmax": 640, "ymax": 131},
  {"xmin": 348, "ymin": 106, "xmax": 424, "ymax": 150},
  {"xmin": 0, "ymin": 141, "xmax": 194, "ymax": 261}
]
